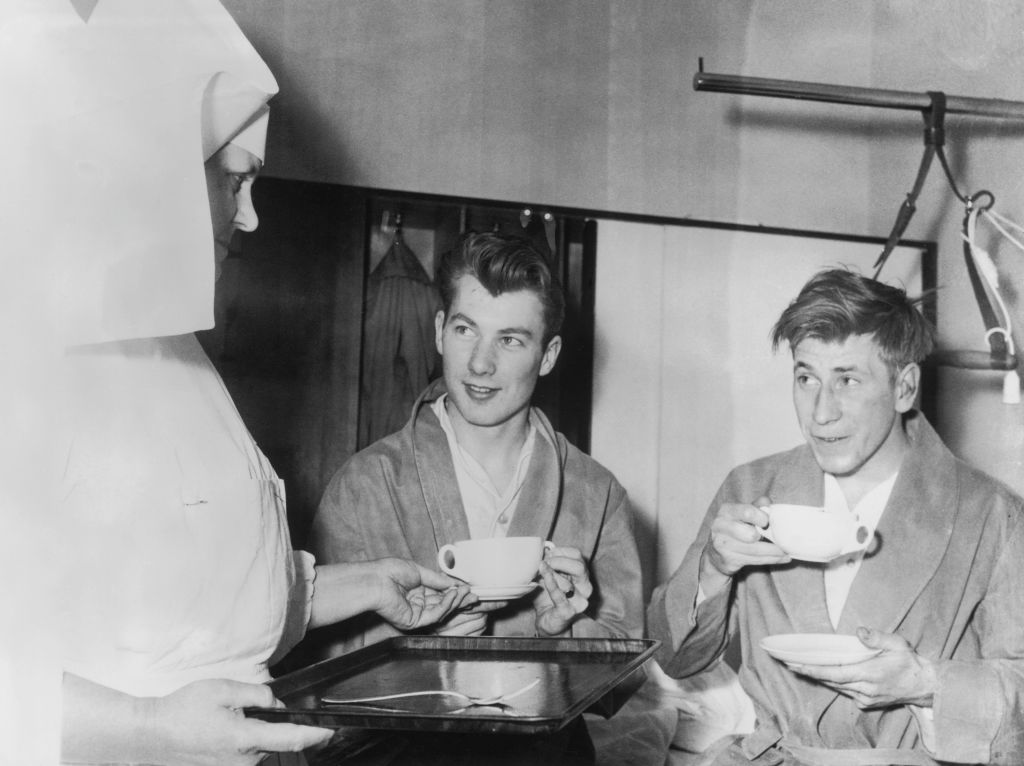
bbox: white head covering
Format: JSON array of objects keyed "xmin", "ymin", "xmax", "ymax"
[
  {"xmin": 4, "ymin": 0, "xmax": 278, "ymax": 346},
  {"xmin": 202, "ymin": 73, "xmax": 273, "ymax": 162},
  {"xmin": 1, "ymin": 7, "xmax": 278, "ymax": 753}
]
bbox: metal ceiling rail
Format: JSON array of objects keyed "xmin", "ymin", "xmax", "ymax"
[{"xmin": 693, "ymin": 70, "xmax": 1024, "ymax": 121}]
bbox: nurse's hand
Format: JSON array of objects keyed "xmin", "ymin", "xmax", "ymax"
[
  {"xmin": 144, "ymin": 679, "xmax": 332, "ymax": 765},
  {"xmin": 700, "ymin": 495, "xmax": 789, "ymax": 596},
  {"xmin": 62, "ymin": 673, "xmax": 331, "ymax": 766},
  {"xmin": 370, "ymin": 558, "xmax": 476, "ymax": 631},
  {"xmin": 535, "ymin": 545, "xmax": 592, "ymax": 636},
  {"xmin": 435, "ymin": 610, "xmax": 489, "ymax": 636},
  {"xmin": 434, "ymin": 600, "xmax": 508, "ymax": 636}
]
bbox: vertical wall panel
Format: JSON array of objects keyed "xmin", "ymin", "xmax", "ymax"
[{"xmin": 590, "ymin": 220, "xmax": 666, "ymax": 597}]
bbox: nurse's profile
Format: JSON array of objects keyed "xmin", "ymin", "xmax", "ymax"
[{"xmin": 45, "ymin": 2, "xmax": 474, "ymax": 764}]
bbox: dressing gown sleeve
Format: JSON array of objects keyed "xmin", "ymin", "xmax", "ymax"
[
  {"xmin": 561, "ymin": 480, "xmax": 644, "ymax": 640},
  {"xmin": 931, "ymin": 506, "xmax": 1024, "ymax": 764},
  {"xmin": 647, "ymin": 483, "xmax": 738, "ymax": 679}
]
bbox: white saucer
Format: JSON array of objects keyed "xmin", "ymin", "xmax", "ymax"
[
  {"xmin": 760, "ymin": 633, "xmax": 882, "ymax": 666},
  {"xmin": 788, "ymin": 552, "xmax": 842, "ymax": 564},
  {"xmin": 470, "ymin": 583, "xmax": 539, "ymax": 601}
]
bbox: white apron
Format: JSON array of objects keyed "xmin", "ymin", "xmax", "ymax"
[{"xmin": 59, "ymin": 333, "xmax": 302, "ymax": 697}]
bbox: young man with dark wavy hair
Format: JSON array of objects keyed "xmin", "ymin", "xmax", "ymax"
[{"xmin": 310, "ymin": 231, "xmax": 642, "ymax": 653}]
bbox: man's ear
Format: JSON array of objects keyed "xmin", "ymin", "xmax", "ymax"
[
  {"xmin": 894, "ymin": 362, "xmax": 920, "ymax": 413},
  {"xmin": 539, "ymin": 335, "xmax": 562, "ymax": 377},
  {"xmin": 434, "ymin": 310, "xmax": 446, "ymax": 356}
]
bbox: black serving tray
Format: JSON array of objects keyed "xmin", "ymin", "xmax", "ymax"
[{"xmin": 246, "ymin": 635, "xmax": 658, "ymax": 735}]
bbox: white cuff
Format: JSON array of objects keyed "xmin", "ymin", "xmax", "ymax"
[
  {"xmin": 269, "ymin": 550, "xmax": 316, "ymax": 667},
  {"xmin": 908, "ymin": 704, "xmax": 936, "ymax": 753}
]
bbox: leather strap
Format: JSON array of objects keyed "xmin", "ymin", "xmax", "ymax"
[{"xmin": 874, "ymin": 91, "xmax": 947, "ymax": 277}]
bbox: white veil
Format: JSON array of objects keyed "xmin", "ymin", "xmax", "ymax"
[{"xmin": 4, "ymin": 0, "xmax": 278, "ymax": 347}]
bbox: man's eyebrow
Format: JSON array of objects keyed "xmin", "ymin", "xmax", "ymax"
[
  {"xmin": 793, "ymin": 360, "xmax": 863, "ymax": 373},
  {"xmin": 447, "ymin": 312, "xmax": 536, "ymax": 338},
  {"xmin": 498, "ymin": 325, "xmax": 535, "ymax": 338}
]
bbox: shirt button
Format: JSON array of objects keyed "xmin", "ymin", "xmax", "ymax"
[{"xmin": 497, "ymin": 515, "xmax": 509, "ymax": 525}]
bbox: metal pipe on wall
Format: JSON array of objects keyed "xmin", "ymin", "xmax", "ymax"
[{"xmin": 693, "ymin": 70, "xmax": 1024, "ymax": 121}]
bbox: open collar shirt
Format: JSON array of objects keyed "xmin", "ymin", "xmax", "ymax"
[
  {"xmin": 823, "ymin": 471, "xmax": 897, "ymax": 629},
  {"xmin": 431, "ymin": 394, "xmax": 539, "ymax": 539}
]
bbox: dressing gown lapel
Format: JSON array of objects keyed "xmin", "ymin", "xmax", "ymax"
[
  {"xmin": 766, "ymin": 449, "xmax": 835, "ymax": 634},
  {"xmin": 836, "ymin": 415, "xmax": 956, "ymax": 635},
  {"xmin": 507, "ymin": 413, "xmax": 560, "ymax": 539},
  {"xmin": 410, "ymin": 403, "xmax": 472, "ymax": 563}
]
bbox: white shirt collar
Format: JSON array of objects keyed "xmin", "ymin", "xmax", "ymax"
[{"xmin": 431, "ymin": 394, "xmax": 537, "ymax": 538}]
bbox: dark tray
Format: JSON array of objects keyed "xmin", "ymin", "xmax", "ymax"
[{"xmin": 246, "ymin": 635, "xmax": 658, "ymax": 735}]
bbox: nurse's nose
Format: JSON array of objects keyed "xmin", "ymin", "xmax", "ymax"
[{"xmin": 233, "ymin": 188, "xmax": 259, "ymax": 233}]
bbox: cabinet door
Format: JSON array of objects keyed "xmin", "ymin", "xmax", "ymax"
[{"xmin": 533, "ymin": 216, "xmax": 596, "ymax": 453}]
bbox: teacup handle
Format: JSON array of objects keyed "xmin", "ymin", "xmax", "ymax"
[
  {"xmin": 757, "ymin": 506, "xmax": 777, "ymax": 544},
  {"xmin": 437, "ymin": 543, "xmax": 460, "ymax": 577},
  {"xmin": 543, "ymin": 541, "xmax": 556, "ymax": 556}
]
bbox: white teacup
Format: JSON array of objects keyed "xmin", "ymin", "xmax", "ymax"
[
  {"xmin": 760, "ymin": 504, "xmax": 872, "ymax": 562},
  {"xmin": 437, "ymin": 536, "xmax": 555, "ymax": 587}
]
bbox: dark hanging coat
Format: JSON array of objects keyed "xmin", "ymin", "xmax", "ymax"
[{"xmin": 358, "ymin": 234, "xmax": 441, "ymax": 448}]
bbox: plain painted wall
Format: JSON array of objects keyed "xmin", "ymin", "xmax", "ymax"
[{"xmin": 222, "ymin": 0, "xmax": 1024, "ymax": 493}]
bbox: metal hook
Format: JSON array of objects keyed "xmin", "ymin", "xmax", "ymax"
[
  {"xmin": 966, "ymin": 190, "xmax": 995, "ymax": 212},
  {"xmin": 380, "ymin": 209, "xmax": 403, "ymax": 235}
]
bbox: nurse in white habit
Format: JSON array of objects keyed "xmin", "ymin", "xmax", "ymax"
[{"xmin": 41, "ymin": 1, "xmax": 474, "ymax": 763}]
